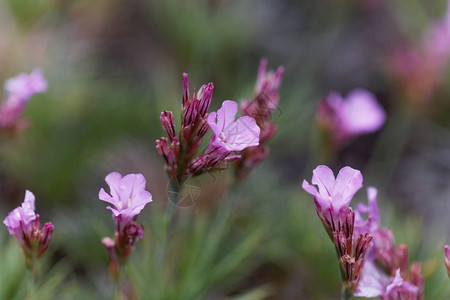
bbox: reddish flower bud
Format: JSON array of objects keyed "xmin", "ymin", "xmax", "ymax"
[
  {"xmin": 182, "ymin": 73, "xmax": 189, "ymax": 107},
  {"xmin": 160, "ymin": 111, "xmax": 176, "ymax": 141},
  {"xmin": 197, "ymin": 83, "xmax": 214, "ymax": 117}
]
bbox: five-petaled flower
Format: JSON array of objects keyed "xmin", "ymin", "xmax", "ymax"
[
  {"xmin": 207, "ymin": 100, "xmax": 260, "ymax": 152},
  {"xmin": 99, "ymin": 172, "xmax": 152, "ymax": 279},
  {"xmin": 3, "ymin": 190, "xmax": 54, "ymax": 267},
  {"xmin": 99, "ymin": 172, "xmax": 153, "ymax": 229},
  {"xmin": 302, "ymin": 165, "xmax": 371, "ymax": 295},
  {"xmin": 302, "ymin": 165, "xmax": 363, "ymax": 214}
]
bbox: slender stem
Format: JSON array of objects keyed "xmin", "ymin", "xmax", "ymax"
[
  {"xmin": 341, "ymin": 285, "xmax": 352, "ymax": 300},
  {"xmin": 26, "ymin": 257, "xmax": 39, "ymax": 300},
  {"xmin": 158, "ymin": 178, "xmax": 180, "ymax": 291}
]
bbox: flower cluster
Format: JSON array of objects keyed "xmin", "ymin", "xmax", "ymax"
[
  {"xmin": 99, "ymin": 172, "xmax": 153, "ymax": 279},
  {"xmin": 234, "ymin": 59, "xmax": 284, "ymax": 179},
  {"xmin": 317, "ymin": 89, "xmax": 385, "ymax": 148},
  {"xmin": 354, "ymin": 188, "xmax": 424, "ymax": 299},
  {"xmin": 303, "ymin": 165, "xmax": 424, "ymax": 299},
  {"xmin": 3, "ymin": 190, "xmax": 54, "ymax": 268},
  {"xmin": 390, "ymin": 1, "xmax": 450, "ymax": 104},
  {"xmin": 0, "ymin": 68, "xmax": 47, "ymax": 133},
  {"xmin": 156, "ymin": 73, "xmax": 260, "ymax": 182},
  {"xmin": 302, "ymin": 166, "xmax": 372, "ymax": 294}
]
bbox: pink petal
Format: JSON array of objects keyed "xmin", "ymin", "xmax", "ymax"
[
  {"xmin": 105, "ymin": 172, "xmax": 122, "ymax": 200},
  {"xmin": 311, "ymin": 165, "xmax": 335, "ymax": 200},
  {"xmin": 207, "ymin": 111, "xmax": 221, "ymax": 137},
  {"xmin": 223, "ymin": 116, "xmax": 260, "ymax": 151},
  {"xmin": 340, "ymin": 89, "xmax": 385, "ymax": 136},
  {"xmin": 218, "ymin": 100, "xmax": 238, "ymax": 130},
  {"xmin": 333, "ymin": 166, "xmax": 363, "ymax": 209}
]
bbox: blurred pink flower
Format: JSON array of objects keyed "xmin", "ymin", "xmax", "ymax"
[
  {"xmin": 317, "ymin": 89, "xmax": 386, "ymax": 145},
  {"xmin": 0, "ymin": 68, "xmax": 47, "ymax": 130},
  {"xmin": 354, "ymin": 187, "xmax": 380, "ymax": 237},
  {"xmin": 384, "ymin": 269, "xmax": 419, "ymax": 300},
  {"xmin": 236, "ymin": 59, "xmax": 284, "ymax": 179},
  {"xmin": 356, "ymin": 268, "xmax": 419, "ymax": 299},
  {"xmin": 390, "ymin": 1, "xmax": 450, "ymax": 104},
  {"xmin": 3, "ymin": 190, "xmax": 53, "ymax": 264},
  {"xmin": 99, "ymin": 172, "xmax": 152, "ymax": 226},
  {"xmin": 207, "ymin": 100, "xmax": 260, "ymax": 152},
  {"xmin": 445, "ymin": 245, "xmax": 450, "ymax": 279},
  {"xmin": 253, "ymin": 58, "xmax": 284, "ymax": 114},
  {"xmin": 355, "ymin": 260, "xmax": 389, "ymax": 298},
  {"xmin": 4, "ymin": 68, "xmax": 47, "ymax": 100},
  {"xmin": 302, "ymin": 165, "xmax": 363, "ymax": 213}
]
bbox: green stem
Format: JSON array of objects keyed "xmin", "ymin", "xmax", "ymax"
[
  {"xmin": 26, "ymin": 258, "xmax": 39, "ymax": 300},
  {"xmin": 159, "ymin": 179, "xmax": 180, "ymax": 290},
  {"xmin": 341, "ymin": 285, "xmax": 352, "ymax": 300}
]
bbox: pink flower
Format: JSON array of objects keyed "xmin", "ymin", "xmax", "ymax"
[
  {"xmin": 0, "ymin": 68, "xmax": 47, "ymax": 129},
  {"xmin": 355, "ymin": 187, "xmax": 380, "ymax": 237},
  {"xmin": 302, "ymin": 165, "xmax": 363, "ymax": 213},
  {"xmin": 4, "ymin": 190, "xmax": 37, "ymax": 243},
  {"xmin": 4, "ymin": 68, "xmax": 47, "ymax": 100},
  {"xmin": 235, "ymin": 59, "xmax": 284, "ymax": 179},
  {"xmin": 445, "ymin": 245, "xmax": 450, "ymax": 279},
  {"xmin": 355, "ymin": 260, "xmax": 390, "ymax": 298},
  {"xmin": 357, "ymin": 268, "xmax": 419, "ymax": 300},
  {"xmin": 318, "ymin": 89, "xmax": 385, "ymax": 144},
  {"xmin": 384, "ymin": 269, "xmax": 419, "ymax": 300},
  {"xmin": 99, "ymin": 172, "xmax": 153, "ymax": 225},
  {"xmin": 207, "ymin": 100, "xmax": 260, "ymax": 152},
  {"xmin": 99, "ymin": 172, "xmax": 152, "ymax": 274},
  {"xmin": 423, "ymin": 1, "xmax": 450, "ymax": 69},
  {"xmin": 253, "ymin": 58, "xmax": 284, "ymax": 113},
  {"xmin": 3, "ymin": 190, "xmax": 54, "ymax": 263}
]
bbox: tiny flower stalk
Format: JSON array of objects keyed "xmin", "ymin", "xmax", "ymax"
[
  {"xmin": 99, "ymin": 172, "xmax": 152, "ymax": 282},
  {"xmin": 3, "ymin": 190, "xmax": 54, "ymax": 293}
]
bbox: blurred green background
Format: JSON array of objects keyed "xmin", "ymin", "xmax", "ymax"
[{"xmin": 1, "ymin": 0, "xmax": 450, "ymax": 299}]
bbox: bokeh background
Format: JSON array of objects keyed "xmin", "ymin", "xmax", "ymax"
[{"xmin": 1, "ymin": 0, "xmax": 450, "ymax": 299}]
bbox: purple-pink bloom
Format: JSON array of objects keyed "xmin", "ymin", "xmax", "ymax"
[
  {"xmin": 355, "ymin": 187, "xmax": 380, "ymax": 237},
  {"xmin": 0, "ymin": 68, "xmax": 47, "ymax": 130},
  {"xmin": 318, "ymin": 89, "xmax": 385, "ymax": 144},
  {"xmin": 3, "ymin": 190, "xmax": 54, "ymax": 263},
  {"xmin": 253, "ymin": 58, "xmax": 284, "ymax": 113},
  {"xmin": 355, "ymin": 260, "xmax": 390, "ymax": 298},
  {"xmin": 4, "ymin": 190, "xmax": 36, "ymax": 244},
  {"xmin": 99, "ymin": 172, "xmax": 152, "ymax": 226},
  {"xmin": 384, "ymin": 269, "xmax": 419, "ymax": 300},
  {"xmin": 4, "ymin": 68, "xmax": 47, "ymax": 100},
  {"xmin": 207, "ymin": 100, "xmax": 260, "ymax": 152},
  {"xmin": 302, "ymin": 165, "xmax": 363, "ymax": 213}
]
